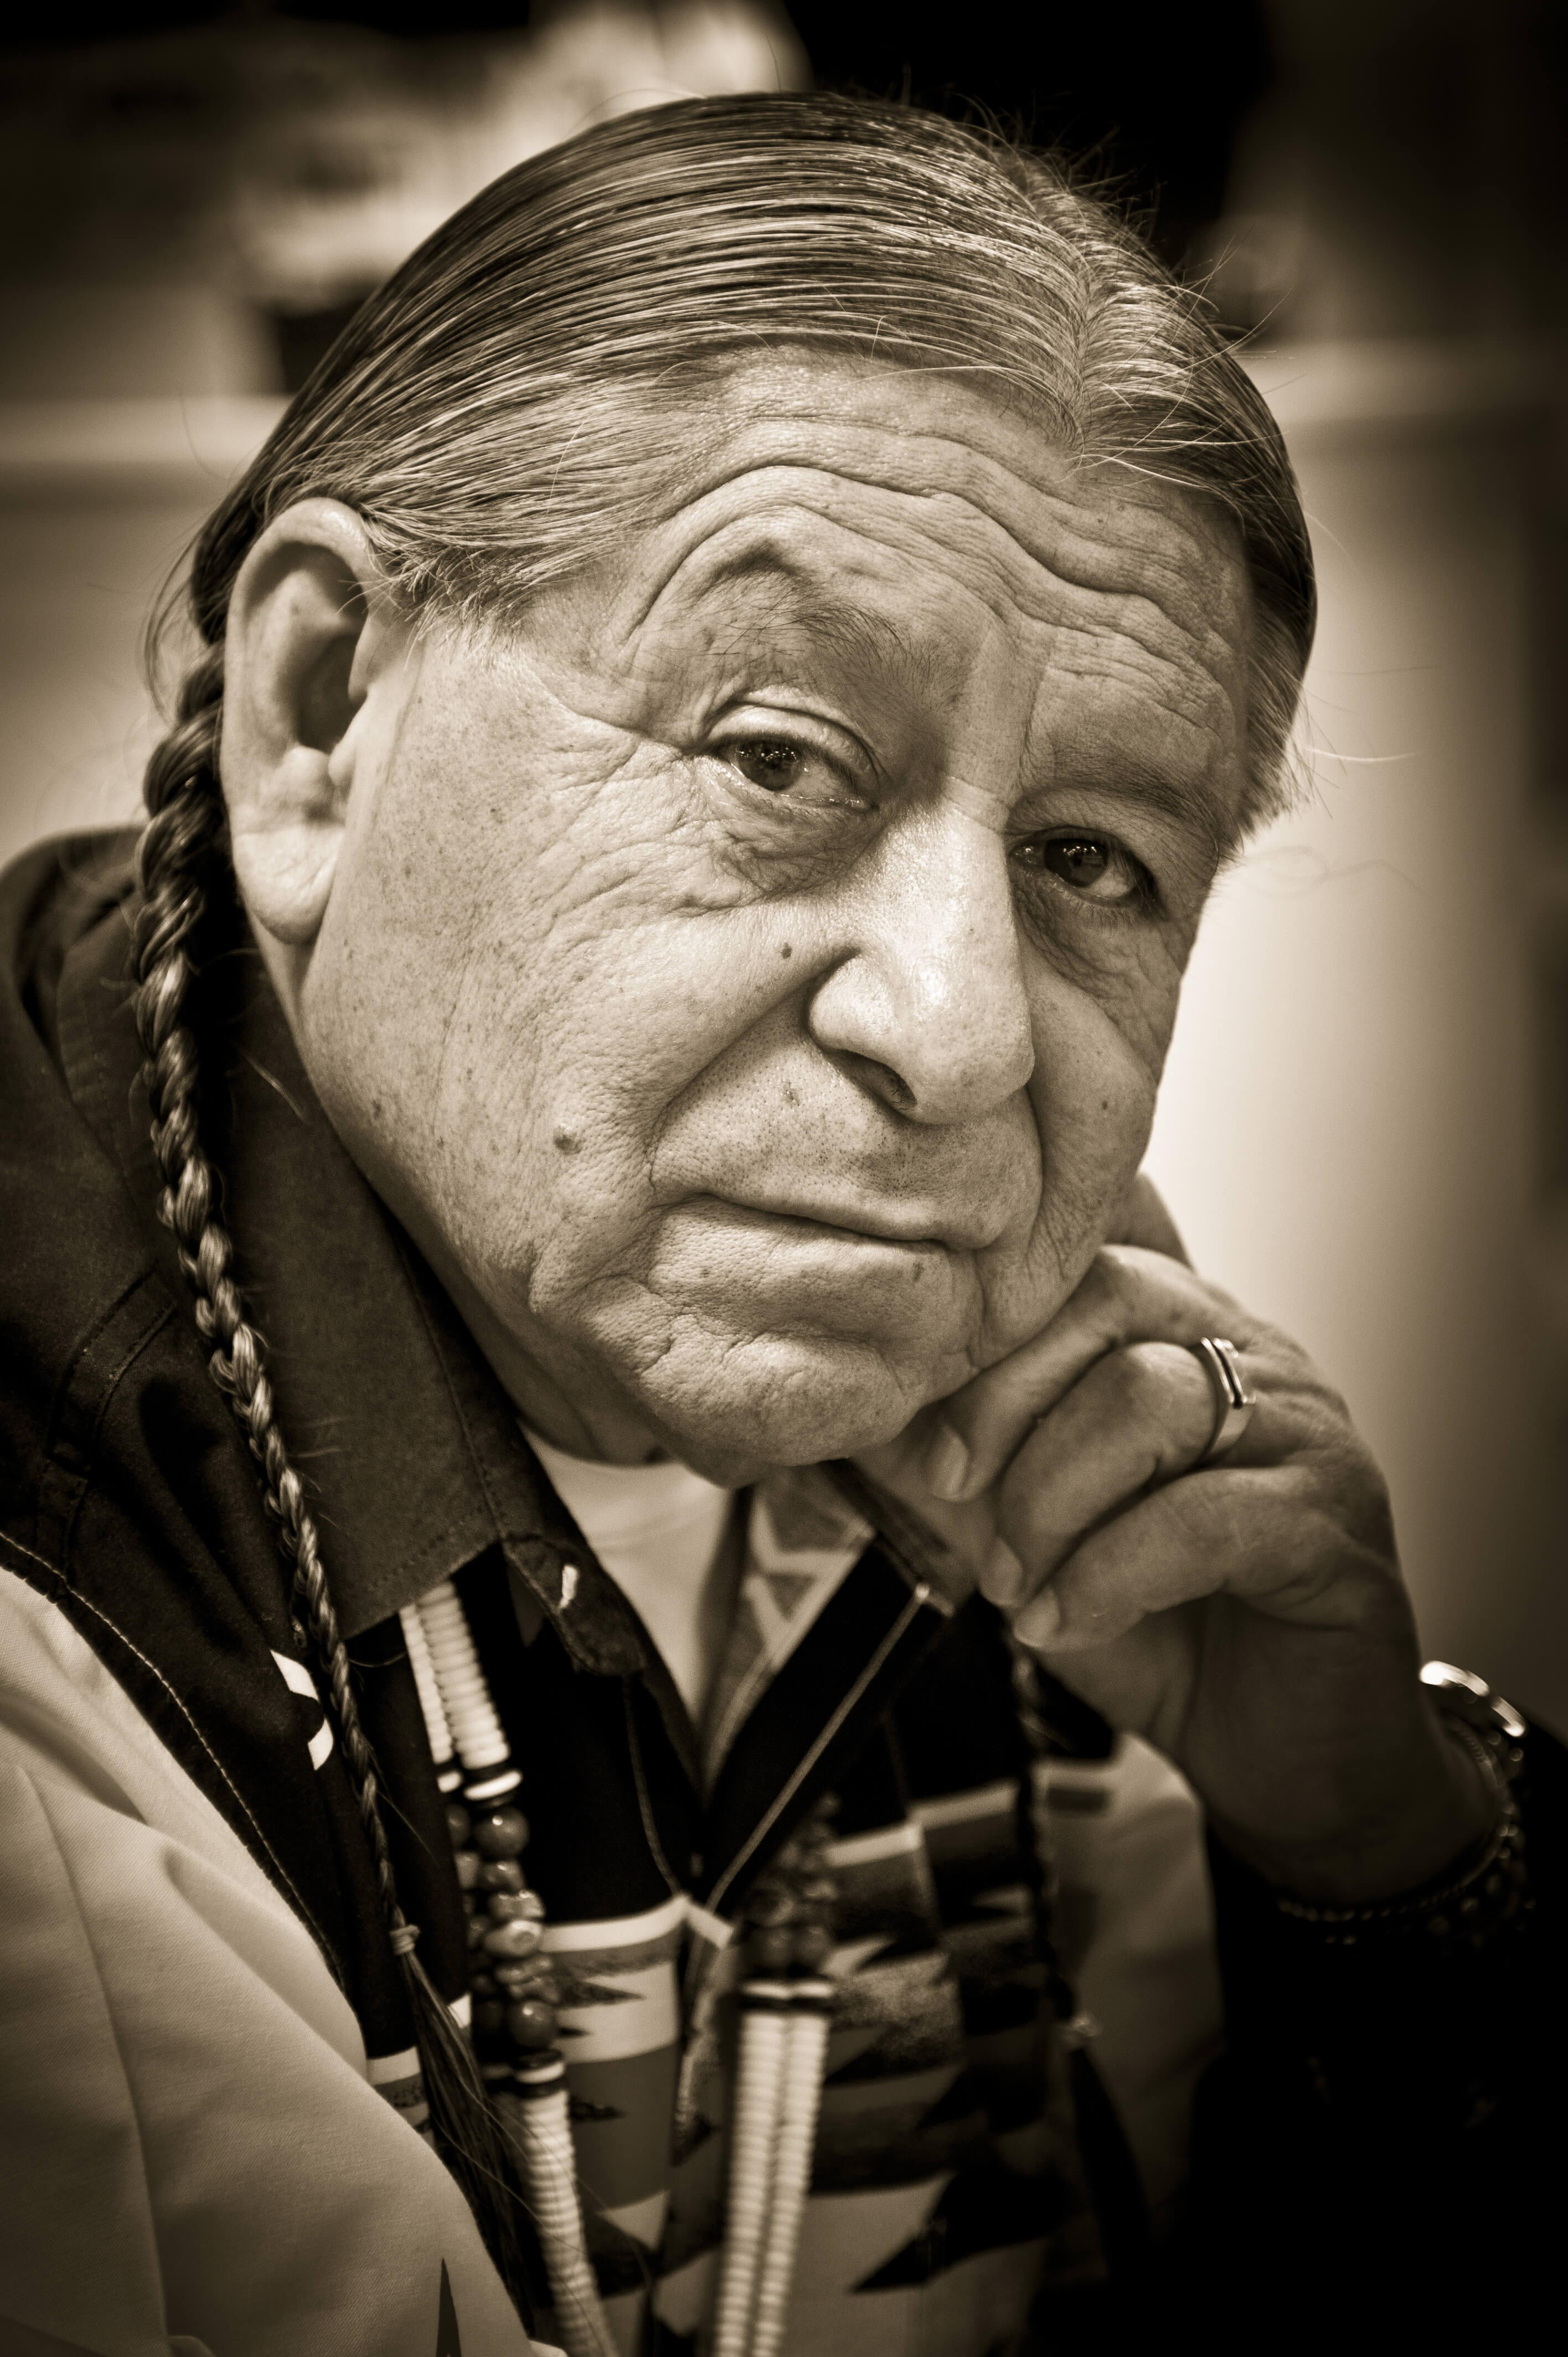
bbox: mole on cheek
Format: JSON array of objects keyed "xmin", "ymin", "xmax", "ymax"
[
  {"xmin": 553, "ymin": 1126, "xmax": 581, "ymax": 1154},
  {"xmin": 780, "ymin": 944, "xmax": 792, "ymax": 960}
]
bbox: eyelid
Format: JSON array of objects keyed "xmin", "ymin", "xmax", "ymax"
[{"xmin": 705, "ymin": 701, "xmax": 880, "ymax": 784}]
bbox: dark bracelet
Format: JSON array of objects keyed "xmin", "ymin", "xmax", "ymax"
[{"xmin": 1269, "ymin": 1663, "xmax": 1531, "ymax": 1952}]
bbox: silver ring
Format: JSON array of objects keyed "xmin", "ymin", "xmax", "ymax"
[{"xmin": 1189, "ymin": 1337, "xmax": 1256, "ymax": 1464}]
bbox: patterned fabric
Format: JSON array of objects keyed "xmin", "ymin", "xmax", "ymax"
[{"xmin": 422, "ymin": 1471, "xmax": 1207, "ymax": 2356}]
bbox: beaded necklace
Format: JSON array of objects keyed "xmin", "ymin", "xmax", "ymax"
[
  {"xmin": 713, "ymin": 1798, "xmax": 839, "ymax": 2357},
  {"xmin": 400, "ymin": 1580, "xmax": 1082, "ymax": 2357},
  {"xmin": 400, "ymin": 1583, "xmax": 616, "ymax": 2357}
]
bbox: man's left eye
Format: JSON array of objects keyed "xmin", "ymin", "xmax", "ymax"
[{"xmin": 1012, "ymin": 831, "xmax": 1151, "ymax": 907}]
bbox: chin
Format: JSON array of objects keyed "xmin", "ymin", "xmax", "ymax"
[{"xmin": 617, "ymin": 1323, "xmax": 962, "ymax": 1486}]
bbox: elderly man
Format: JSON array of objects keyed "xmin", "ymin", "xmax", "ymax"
[{"xmin": 0, "ymin": 92, "xmax": 1558, "ymax": 2357}]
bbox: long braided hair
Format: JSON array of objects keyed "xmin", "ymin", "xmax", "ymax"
[
  {"xmin": 130, "ymin": 650, "xmax": 541, "ymax": 2310},
  {"xmin": 130, "ymin": 87, "xmax": 1313, "ymax": 2315}
]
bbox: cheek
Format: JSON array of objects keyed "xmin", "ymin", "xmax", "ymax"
[
  {"xmin": 320, "ymin": 815, "xmax": 809, "ymax": 1295},
  {"xmin": 974, "ymin": 950, "xmax": 1177, "ymax": 1350},
  {"xmin": 1033, "ymin": 1000, "xmax": 1160, "ymax": 1207}
]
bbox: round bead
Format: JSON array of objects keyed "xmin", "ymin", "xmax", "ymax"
[
  {"xmin": 506, "ymin": 2000, "xmax": 558, "ymax": 2050},
  {"xmin": 473, "ymin": 1999, "xmax": 507, "ymax": 2038},
  {"xmin": 477, "ymin": 1859, "xmax": 525, "ymax": 1895},
  {"xmin": 453, "ymin": 1848, "xmax": 480, "ymax": 1891},
  {"xmin": 747, "ymin": 1925, "xmax": 793, "ymax": 1971},
  {"xmin": 484, "ymin": 1918, "xmax": 544, "ymax": 1960},
  {"xmin": 470, "ymin": 1973, "xmax": 497, "ymax": 2001},
  {"xmin": 495, "ymin": 1958, "xmax": 556, "ymax": 1996},
  {"xmin": 472, "ymin": 1807, "xmax": 530, "ymax": 1860},
  {"xmin": 488, "ymin": 1891, "xmax": 535, "ymax": 1922},
  {"xmin": 791, "ymin": 1922, "xmax": 833, "ymax": 1969},
  {"xmin": 444, "ymin": 1804, "xmax": 471, "ymax": 1849}
]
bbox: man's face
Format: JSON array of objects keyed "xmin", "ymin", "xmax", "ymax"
[{"xmin": 300, "ymin": 361, "xmax": 1255, "ymax": 1480}]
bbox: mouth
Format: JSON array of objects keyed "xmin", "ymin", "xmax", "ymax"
[{"xmin": 689, "ymin": 1195, "xmax": 982, "ymax": 1253}]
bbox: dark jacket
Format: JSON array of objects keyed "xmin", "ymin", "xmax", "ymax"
[{"xmin": 1, "ymin": 832, "xmax": 1561, "ymax": 2353}]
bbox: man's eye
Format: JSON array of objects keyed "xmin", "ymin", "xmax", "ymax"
[
  {"xmin": 1012, "ymin": 831, "xmax": 1151, "ymax": 908},
  {"xmin": 727, "ymin": 739, "xmax": 809, "ymax": 791},
  {"xmin": 713, "ymin": 736, "xmax": 866, "ymax": 810}
]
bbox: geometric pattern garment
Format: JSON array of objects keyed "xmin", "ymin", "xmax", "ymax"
[{"xmin": 441, "ymin": 1464, "xmax": 1214, "ymax": 2357}]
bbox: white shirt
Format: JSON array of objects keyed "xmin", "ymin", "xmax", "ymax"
[{"xmin": 525, "ymin": 1431, "xmax": 737, "ymax": 1726}]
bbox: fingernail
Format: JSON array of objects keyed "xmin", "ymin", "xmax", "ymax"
[
  {"xmin": 1015, "ymin": 1588, "xmax": 1062, "ymax": 1649},
  {"xmin": 924, "ymin": 1422, "xmax": 971, "ymax": 1501},
  {"xmin": 979, "ymin": 1536, "xmax": 1025, "ymax": 1608}
]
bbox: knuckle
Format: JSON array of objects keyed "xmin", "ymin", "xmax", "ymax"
[{"xmin": 1098, "ymin": 1339, "xmax": 1198, "ymax": 1428}]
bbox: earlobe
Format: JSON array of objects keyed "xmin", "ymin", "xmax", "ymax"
[{"xmin": 220, "ymin": 499, "xmax": 395, "ymax": 954}]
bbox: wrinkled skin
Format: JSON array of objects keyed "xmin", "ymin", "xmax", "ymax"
[{"xmin": 223, "ymin": 358, "xmax": 1490, "ymax": 1899}]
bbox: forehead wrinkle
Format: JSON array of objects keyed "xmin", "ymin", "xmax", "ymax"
[
  {"xmin": 1026, "ymin": 611, "xmax": 1244, "ymax": 739},
  {"xmin": 616, "ymin": 479, "xmax": 1242, "ymax": 731},
  {"xmin": 613, "ymin": 431, "xmax": 1244, "ymax": 637}
]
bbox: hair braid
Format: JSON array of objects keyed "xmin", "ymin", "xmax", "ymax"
[{"xmin": 129, "ymin": 667, "xmax": 543, "ymax": 2325}]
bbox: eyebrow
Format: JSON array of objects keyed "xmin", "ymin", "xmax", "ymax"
[
  {"xmin": 1062, "ymin": 756, "xmax": 1240, "ymax": 866},
  {"xmin": 702, "ymin": 552, "xmax": 931, "ymax": 685}
]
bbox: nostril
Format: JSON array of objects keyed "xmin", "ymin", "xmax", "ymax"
[{"xmin": 831, "ymin": 1049, "xmax": 916, "ymax": 1115}]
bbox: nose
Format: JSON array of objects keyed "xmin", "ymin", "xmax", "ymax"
[{"xmin": 807, "ymin": 804, "xmax": 1035, "ymax": 1125}]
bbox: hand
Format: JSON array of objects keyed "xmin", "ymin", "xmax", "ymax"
[{"xmin": 855, "ymin": 1180, "xmax": 1494, "ymax": 1902}]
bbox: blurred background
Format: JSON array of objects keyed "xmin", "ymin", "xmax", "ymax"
[{"xmin": 2, "ymin": 2, "xmax": 1565, "ymax": 1722}]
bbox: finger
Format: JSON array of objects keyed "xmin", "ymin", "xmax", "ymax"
[
  {"xmin": 977, "ymin": 1340, "xmax": 1218, "ymax": 1608},
  {"xmin": 1010, "ymin": 1461, "xmax": 1354, "ymax": 1653},
  {"xmin": 924, "ymin": 1244, "xmax": 1254, "ymax": 1502}
]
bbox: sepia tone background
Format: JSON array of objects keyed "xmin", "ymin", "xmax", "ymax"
[{"xmin": 2, "ymin": 2, "xmax": 1564, "ymax": 1723}]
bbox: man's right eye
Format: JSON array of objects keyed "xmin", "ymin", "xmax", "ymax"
[
  {"xmin": 726, "ymin": 739, "xmax": 809, "ymax": 792},
  {"xmin": 711, "ymin": 735, "xmax": 870, "ymax": 811}
]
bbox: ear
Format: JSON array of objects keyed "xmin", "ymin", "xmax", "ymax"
[{"xmin": 220, "ymin": 498, "xmax": 402, "ymax": 956}]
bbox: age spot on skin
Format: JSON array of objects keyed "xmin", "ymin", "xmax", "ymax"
[
  {"xmin": 553, "ymin": 1126, "xmax": 581, "ymax": 1154},
  {"xmin": 780, "ymin": 944, "xmax": 792, "ymax": 960}
]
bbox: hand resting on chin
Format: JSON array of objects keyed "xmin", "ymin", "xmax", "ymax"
[{"xmin": 854, "ymin": 1176, "xmax": 1497, "ymax": 1905}]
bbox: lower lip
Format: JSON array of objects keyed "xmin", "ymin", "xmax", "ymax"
[
  {"xmin": 652, "ymin": 1202, "xmax": 962, "ymax": 1331},
  {"xmin": 695, "ymin": 1198, "xmax": 946, "ymax": 1255}
]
